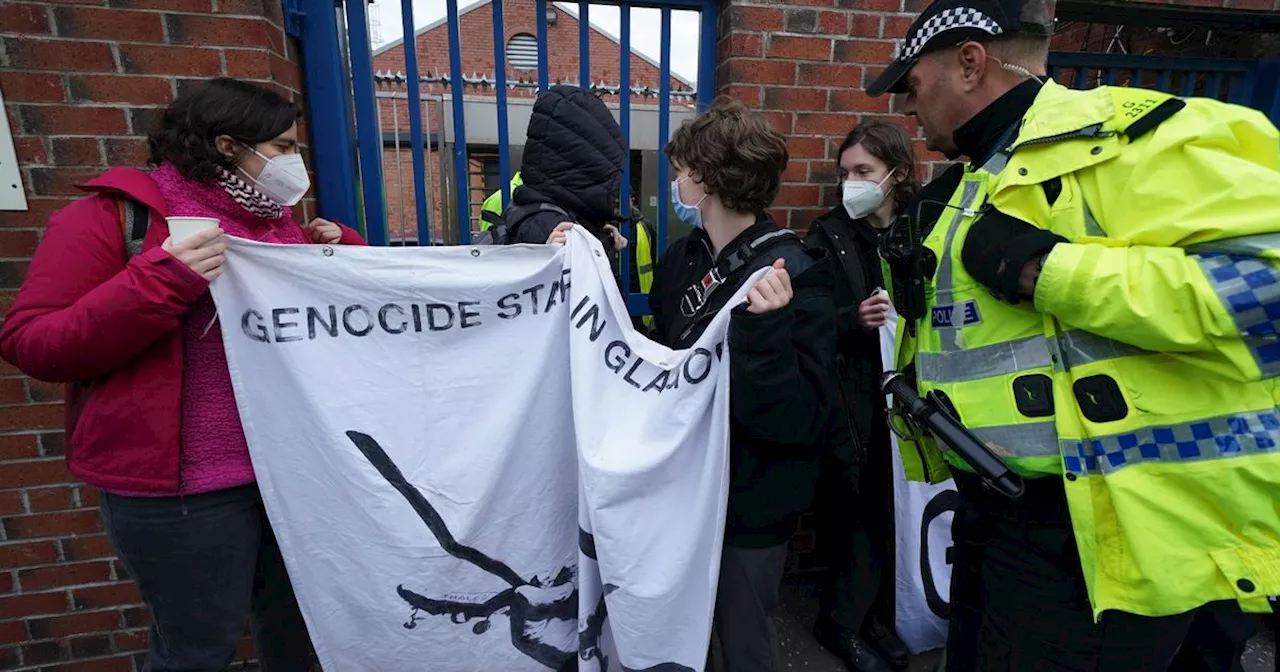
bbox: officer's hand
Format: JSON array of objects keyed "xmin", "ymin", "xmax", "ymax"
[
  {"xmin": 1018, "ymin": 257, "xmax": 1044, "ymax": 298},
  {"xmin": 960, "ymin": 208, "xmax": 1066, "ymax": 303},
  {"xmin": 546, "ymin": 221, "xmax": 574, "ymax": 245},
  {"xmin": 602, "ymin": 224, "xmax": 628, "ymax": 250},
  {"xmin": 745, "ymin": 259, "xmax": 792, "ymax": 315},
  {"xmin": 859, "ymin": 292, "xmax": 891, "ymax": 330}
]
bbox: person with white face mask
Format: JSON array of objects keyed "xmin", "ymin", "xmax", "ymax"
[
  {"xmin": 0, "ymin": 77, "xmax": 366, "ymax": 671},
  {"xmin": 803, "ymin": 120, "xmax": 920, "ymax": 672}
]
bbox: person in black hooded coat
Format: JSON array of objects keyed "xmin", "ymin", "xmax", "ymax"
[
  {"xmin": 506, "ymin": 85, "xmax": 631, "ymax": 271},
  {"xmin": 803, "ymin": 121, "xmax": 920, "ymax": 672}
]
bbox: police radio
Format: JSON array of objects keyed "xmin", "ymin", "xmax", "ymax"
[{"xmin": 880, "ymin": 212, "xmax": 935, "ymax": 337}]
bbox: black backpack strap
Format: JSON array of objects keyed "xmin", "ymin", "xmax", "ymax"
[
  {"xmin": 679, "ymin": 229, "xmax": 800, "ymax": 318},
  {"xmin": 120, "ymin": 198, "xmax": 150, "ymax": 260}
]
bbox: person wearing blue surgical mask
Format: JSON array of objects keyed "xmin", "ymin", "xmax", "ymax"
[
  {"xmin": 648, "ymin": 100, "xmax": 847, "ymax": 672},
  {"xmin": 803, "ymin": 120, "xmax": 920, "ymax": 672}
]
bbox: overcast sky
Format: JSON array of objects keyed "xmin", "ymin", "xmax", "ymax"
[{"xmin": 369, "ymin": 0, "xmax": 704, "ymax": 84}]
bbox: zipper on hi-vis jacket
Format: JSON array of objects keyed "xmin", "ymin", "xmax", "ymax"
[{"xmin": 1016, "ymin": 123, "xmax": 1116, "ymax": 149}]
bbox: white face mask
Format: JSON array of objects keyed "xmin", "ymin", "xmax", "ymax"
[
  {"xmin": 842, "ymin": 169, "xmax": 895, "ymax": 220},
  {"xmin": 240, "ymin": 145, "xmax": 310, "ymax": 207}
]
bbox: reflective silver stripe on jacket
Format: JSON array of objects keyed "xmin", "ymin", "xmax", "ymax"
[
  {"xmin": 1048, "ymin": 330, "xmax": 1151, "ymax": 372},
  {"xmin": 1083, "ymin": 200, "xmax": 1105, "ymax": 237},
  {"xmin": 919, "ymin": 330, "xmax": 1151, "ymax": 384},
  {"xmin": 919, "ymin": 334, "xmax": 1049, "ymax": 384},
  {"xmin": 932, "ymin": 181, "xmax": 983, "ymax": 354},
  {"xmin": 971, "ymin": 421, "xmax": 1060, "ymax": 459}
]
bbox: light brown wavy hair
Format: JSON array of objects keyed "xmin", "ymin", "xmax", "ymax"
[{"xmin": 664, "ymin": 98, "xmax": 789, "ymax": 214}]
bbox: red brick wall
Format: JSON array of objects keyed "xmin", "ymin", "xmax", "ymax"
[
  {"xmin": 713, "ymin": 0, "xmax": 935, "ymax": 234},
  {"xmin": 0, "ymin": 2, "xmax": 304, "ymax": 669},
  {"xmin": 712, "ymin": 0, "xmax": 1268, "ymax": 235}
]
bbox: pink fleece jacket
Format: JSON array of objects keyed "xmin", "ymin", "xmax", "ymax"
[{"xmin": 108, "ymin": 163, "xmax": 308, "ymax": 497}]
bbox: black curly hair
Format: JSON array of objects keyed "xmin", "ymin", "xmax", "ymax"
[{"xmin": 147, "ymin": 77, "xmax": 300, "ymax": 182}]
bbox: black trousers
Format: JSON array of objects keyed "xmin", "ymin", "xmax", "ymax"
[
  {"xmin": 1168, "ymin": 601, "xmax": 1259, "ymax": 672},
  {"xmin": 946, "ymin": 470, "xmax": 1197, "ymax": 672},
  {"xmin": 100, "ymin": 484, "xmax": 315, "ymax": 672},
  {"xmin": 817, "ymin": 415, "xmax": 895, "ymax": 633}
]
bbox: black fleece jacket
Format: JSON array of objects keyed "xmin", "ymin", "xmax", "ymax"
[
  {"xmin": 649, "ymin": 216, "xmax": 848, "ymax": 548},
  {"xmin": 804, "ymin": 205, "xmax": 886, "ymax": 463}
]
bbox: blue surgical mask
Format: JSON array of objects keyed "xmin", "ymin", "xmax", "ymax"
[{"xmin": 671, "ymin": 178, "xmax": 706, "ymax": 229}]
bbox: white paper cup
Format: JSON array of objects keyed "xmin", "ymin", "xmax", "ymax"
[{"xmin": 165, "ymin": 217, "xmax": 220, "ymax": 244}]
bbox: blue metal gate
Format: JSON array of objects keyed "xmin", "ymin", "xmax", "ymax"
[
  {"xmin": 285, "ymin": 0, "xmax": 717, "ymax": 315},
  {"xmin": 1047, "ymin": 51, "xmax": 1280, "ymax": 123},
  {"xmin": 286, "ymin": 4, "xmax": 713, "ymax": 232}
]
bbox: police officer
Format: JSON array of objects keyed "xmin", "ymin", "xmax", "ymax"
[{"xmin": 867, "ymin": 0, "xmax": 1280, "ymax": 669}]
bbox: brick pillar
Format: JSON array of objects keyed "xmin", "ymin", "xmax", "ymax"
[
  {"xmin": 0, "ymin": 2, "xmax": 305, "ymax": 669},
  {"xmin": 716, "ymin": 0, "xmax": 946, "ymax": 235}
]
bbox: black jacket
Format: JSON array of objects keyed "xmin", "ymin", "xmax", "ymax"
[
  {"xmin": 508, "ymin": 85, "xmax": 625, "ymax": 251},
  {"xmin": 649, "ymin": 216, "xmax": 846, "ymax": 548},
  {"xmin": 804, "ymin": 206, "xmax": 888, "ymax": 457}
]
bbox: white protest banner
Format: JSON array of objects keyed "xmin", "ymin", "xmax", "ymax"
[
  {"xmin": 212, "ymin": 228, "xmax": 752, "ymax": 671},
  {"xmin": 880, "ymin": 304, "xmax": 955, "ymax": 654}
]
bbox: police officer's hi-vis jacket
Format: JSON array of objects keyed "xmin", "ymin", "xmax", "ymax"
[{"xmin": 896, "ymin": 79, "xmax": 1280, "ymax": 620}]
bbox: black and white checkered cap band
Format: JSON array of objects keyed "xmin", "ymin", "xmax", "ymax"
[{"xmin": 896, "ymin": 7, "xmax": 1003, "ymax": 61}]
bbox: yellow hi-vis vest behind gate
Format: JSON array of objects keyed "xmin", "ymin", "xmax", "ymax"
[{"xmin": 901, "ymin": 80, "xmax": 1280, "ymax": 620}]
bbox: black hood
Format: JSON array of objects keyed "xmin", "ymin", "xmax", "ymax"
[{"xmin": 516, "ymin": 85, "xmax": 625, "ymax": 226}]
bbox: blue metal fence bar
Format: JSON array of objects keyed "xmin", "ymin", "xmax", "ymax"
[
  {"xmin": 445, "ymin": 0, "xmax": 472, "ymax": 244},
  {"xmin": 293, "ymin": 0, "xmax": 359, "ymax": 231},
  {"xmin": 579, "ymin": 2, "xmax": 591, "ymax": 87},
  {"xmin": 344, "ymin": 0, "xmax": 388, "ymax": 245},
  {"xmin": 1206, "ymin": 72, "xmax": 1223, "ymax": 101},
  {"xmin": 1227, "ymin": 72, "xmax": 1245, "ymax": 105},
  {"xmin": 492, "ymin": 0, "xmax": 512, "ymax": 209},
  {"xmin": 1254, "ymin": 59, "xmax": 1280, "ymax": 124},
  {"xmin": 535, "ymin": 0, "xmax": 549, "ymax": 93},
  {"xmin": 1073, "ymin": 66, "xmax": 1088, "ymax": 89},
  {"xmin": 1048, "ymin": 52, "xmax": 1256, "ymax": 76},
  {"xmin": 1158, "ymin": 69, "xmax": 1172, "ymax": 92},
  {"xmin": 697, "ymin": 0, "xmax": 717, "ymax": 111},
  {"xmin": 657, "ymin": 6, "xmax": 672, "ymax": 258},
  {"xmin": 1180, "ymin": 72, "xmax": 1197, "ymax": 97},
  {"xmin": 399, "ymin": 0, "xmax": 431, "ymax": 246},
  {"xmin": 619, "ymin": 1, "xmax": 633, "ymax": 302}
]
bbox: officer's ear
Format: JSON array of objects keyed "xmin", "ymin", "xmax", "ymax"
[{"xmin": 956, "ymin": 42, "xmax": 988, "ymax": 92}]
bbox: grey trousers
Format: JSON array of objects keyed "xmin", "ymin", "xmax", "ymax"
[
  {"xmin": 100, "ymin": 484, "xmax": 315, "ymax": 672},
  {"xmin": 712, "ymin": 543, "xmax": 790, "ymax": 672}
]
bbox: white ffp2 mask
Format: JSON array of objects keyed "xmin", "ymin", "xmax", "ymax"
[
  {"xmin": 241, "ymin": 146, "xmax": 310, "ymax": 207},
  {"xmin": 841, "ymin": 169, "xmax": 895, "ymax": 221}
]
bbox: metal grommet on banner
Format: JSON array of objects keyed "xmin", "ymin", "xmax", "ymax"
[
  {"xmin": 322, "ymin": 246, "xmax": 335, "ymax": 257},
  {"xmin": 471, "ymin": 248, "xmax": 481, "ymax": 257}
]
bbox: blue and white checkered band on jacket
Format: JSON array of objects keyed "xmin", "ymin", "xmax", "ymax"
[{"xmin": 896, "ymin": 7, "xmax": 1004, "ymax": 62}]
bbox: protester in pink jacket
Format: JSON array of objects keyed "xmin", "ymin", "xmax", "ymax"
[{"xmin": 0, "ymin": 77, "xmax": 365, "ymax": 671}]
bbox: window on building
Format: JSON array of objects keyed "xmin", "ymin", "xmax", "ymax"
[{"xmin": 507, "ymin": 34, "xmax": 539, "ymax": 71}]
